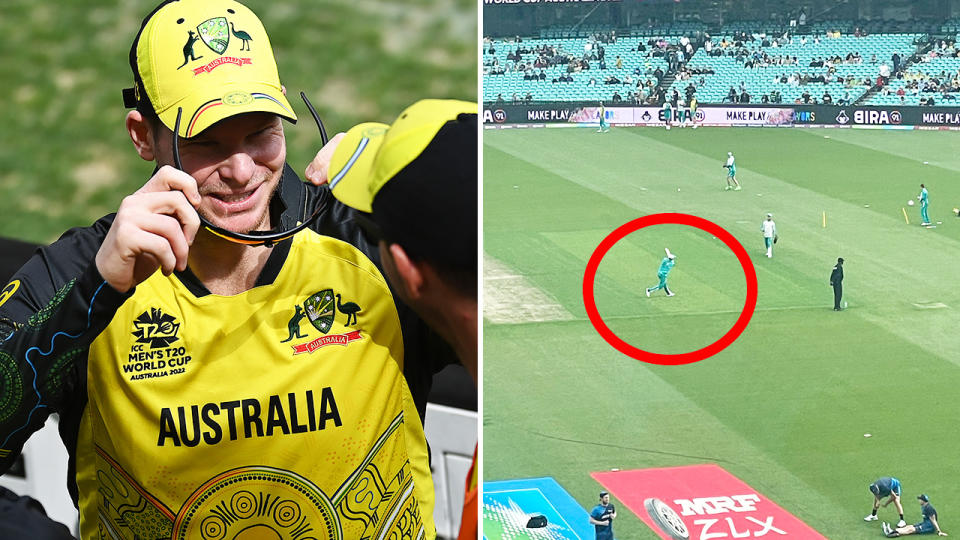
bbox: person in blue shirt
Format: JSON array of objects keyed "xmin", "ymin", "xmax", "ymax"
[
  {"xmin": 646, "ymin": 248, "xmax": 677, "ymax": 297},
  {"xmin": 918, "ymin": 184, "xmax": 931, "ymax": 226},
  {"xmin": 589, "ymin": 491, "xmax": 617, "ymax": 540},
  {"xmin": 866, "ymin": 477, "xmax": 907, "ymax": 527},
  {"xmin": 883, "ymin": 494, "xmax": 947, "ymax": 537}
]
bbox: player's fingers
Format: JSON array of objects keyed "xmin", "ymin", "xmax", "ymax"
[
  {"xmin": 136, "ymin": 165, "xmax": 202, "ymax": 206},
  {"xmin": 119, "ymin": 191, "xmax": 201, "ymax": 245},
  {"xmin": 107, "ymin": 220, "xmax": 179, "ymax": 281},
  {"xmin": 304, "ymin": 132, "xmax": 346, "ymax": 185},
  {"xmin": 121, "ymin": 213, "xmax": 191, "ymax": 272}
]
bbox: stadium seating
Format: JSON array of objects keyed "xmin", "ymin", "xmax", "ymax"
[
  {"xmin": 483, "ymin": 36, "xmax": 673, "ymax": 103},
  {"xmin": 670, "ymin": 34, "xmax": 920, "ymax": 104},
  {"xmin": 864, "ymin": 48, "xmax": 960, "ymax": 105},
  {"xmin": 483, "ymin": 30, "xmax": 926, "ymax": 105}
]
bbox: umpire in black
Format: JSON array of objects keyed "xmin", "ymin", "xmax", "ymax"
[{"xmin": 831, "ymin": 258, "xmax": 844, "ymax": 310}]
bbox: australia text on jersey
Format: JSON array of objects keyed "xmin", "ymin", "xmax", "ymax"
[{"xmin": 157, "ymin": 388, "xmax": 343, "ymax": 447}]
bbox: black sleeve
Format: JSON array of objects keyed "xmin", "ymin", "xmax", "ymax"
[
  {"xmin": 290, "ymin": 171, "xmax": 459, "ymax": 419},
  {"xmin": 0, "ymin": 215, "xmax": 131, "ymax": 474}
]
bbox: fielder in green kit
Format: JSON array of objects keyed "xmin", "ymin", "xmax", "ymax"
[
  {"xmin": 597, "ymin": 101, "xmax": 610, "ymax": 132},
  {"xmin": 646, "ymin": 248, "xmax": 677, "ymax": 297}
]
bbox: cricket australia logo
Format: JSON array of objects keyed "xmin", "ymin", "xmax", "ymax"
[
  {"xmin": 132, "ymin": 308, "xmax": 180, "ymax": 349},
  {"xmin": 282, "ymin": 289, "xmax": 364, "ymax": 355},
  {"xmin": 197, "ymin": 17, "xmax": 230, "ymax": 54},
  {"xmin": 185, "ymin": 17, "xmax": 254, "ymax": 75},
  {"xmin": 304, "ymin": 289, "xmax": 336, "ymax": 334}
]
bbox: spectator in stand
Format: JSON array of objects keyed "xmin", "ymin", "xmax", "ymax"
[
  {"xmin": 612, "ymin": 91, "xmax": 622, "ymax": 103},
  {"xmin": 511, "ymin": 93, "xmax": 519, "ymax": 104},
  {"xmin": 725, "ymin": 86, "xmax": 738, "ymax": 103},
  {"xmin": 892, "ymin": 52, "xmax": 901, "ymax": 73},
  {"xmin": 494, "ymin": 93, "xmax": 505, "ymax": 106},
  {"xmin": 615, "ymin": 55, "xmax": 623, "ymax": 69},
  {"xmin": 802, "ymin": 90, "xmax": 811, "ymax": 103},
  {"xmin": 740, "ymin": 90, "xmax": 751, "ymax": 103},
  {"xmin": 524, "ymin": 92, "xmax": 533, "ymax": 104}
]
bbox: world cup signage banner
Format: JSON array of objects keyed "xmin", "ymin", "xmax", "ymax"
[{"xmin": 592, "ymin": 465, "xmax": 827, "ymax": 540}]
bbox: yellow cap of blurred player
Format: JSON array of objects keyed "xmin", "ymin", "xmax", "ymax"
[
  {"xmin": 327, "ymin": 99, "xmax": 475, "ymax": 213},
  {"xmin": 125, "ymin": 0, "xmax": 296, "ymax": 137}
]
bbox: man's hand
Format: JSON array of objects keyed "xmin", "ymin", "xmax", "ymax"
[
  {"xmin": 304, "ymin": 132, "xmax": 346, "ymax": 186},
  {"xmin": 95, "ymin": 166, "xmax": 201, "ymax": 293}
]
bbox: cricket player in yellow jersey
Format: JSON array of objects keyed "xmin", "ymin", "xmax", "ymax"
[{"xmin": 0, "ymin": 1, "xmax": 459, "ymax": 538}]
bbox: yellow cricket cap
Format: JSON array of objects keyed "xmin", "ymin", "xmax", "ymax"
[
  {"xmin": 328, "ymin": 99, "xmax": 477, "ymax": 269},
  {"xmin": 328, "ymin": 99, "xmax": 475, "ymax": 213},
  {"xmin": 124, "ymin": 0, "xmax": 296, "ymax": 138}
]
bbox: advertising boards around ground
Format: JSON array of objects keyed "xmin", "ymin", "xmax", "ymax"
[{"xmin": 482, "ymin": 102, "xmax": 960, "ymax": 129}]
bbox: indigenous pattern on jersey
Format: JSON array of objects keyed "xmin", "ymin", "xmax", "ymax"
[{"xmin": 74, "ymin": 231, "xmax": 433, "ymax": 539}]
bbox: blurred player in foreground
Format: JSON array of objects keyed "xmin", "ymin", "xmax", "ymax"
[
  {"xmin": 317, "ymin": 99, "xmax": 479, "ymax": 540},
  {"xmin": 883, "ymin": 494, "xmax": 947, "ymax": 537},
  {"xmin": 646, "ymin": 248, "xmax": 676, "ymax": 297},
  {"xmin": 867, "ymin": 476, "xmax": 907, "ymax": 527}
]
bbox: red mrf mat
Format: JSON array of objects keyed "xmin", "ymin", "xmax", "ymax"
[{"xmin": 591, "ymin": 465, "xmax": 826, "ymax": 540}]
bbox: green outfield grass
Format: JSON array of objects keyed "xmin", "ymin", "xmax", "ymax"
[
  {"xmin": 0, "ymin": 0, "xmax": 475, "ymax": 244},
  {"xmin": 483, "ymin": 126, "xmax": 960, "ymax": 539}
]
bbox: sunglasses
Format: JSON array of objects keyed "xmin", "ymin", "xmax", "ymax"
[{"xmin": 171, "ymin": 92, "xmax": 328, "ymax": 246}]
